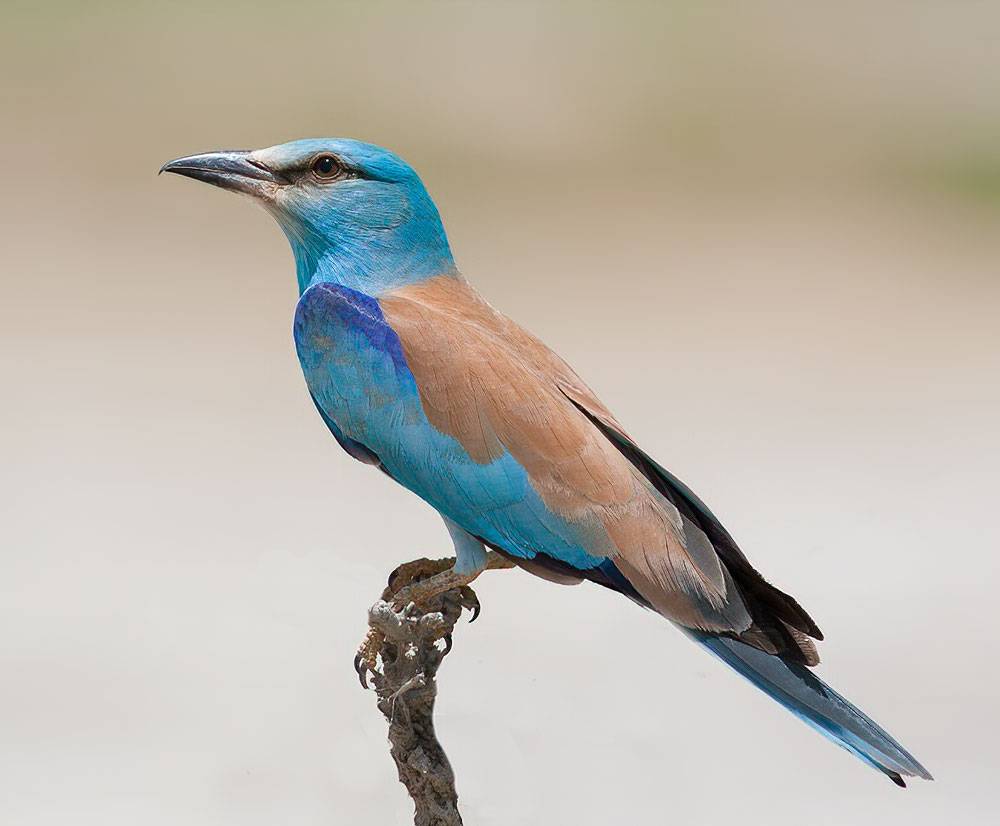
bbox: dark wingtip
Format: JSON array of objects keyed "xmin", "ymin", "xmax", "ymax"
[{"xmin": 889, "ymin": 772, "xmax": 906, "ymax": 788}]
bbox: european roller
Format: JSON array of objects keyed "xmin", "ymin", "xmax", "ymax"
[{"xmin": 161, "ymin": 139, "xmax": 931, "ymax": 787}]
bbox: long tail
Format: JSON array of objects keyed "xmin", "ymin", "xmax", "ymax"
[{"xmin": 688, "ymin": 630, "xmax": 932, "ymax": 786}]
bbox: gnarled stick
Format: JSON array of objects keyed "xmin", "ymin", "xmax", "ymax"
[
  {"xmin": 354, "ymin": 551, "xmax": 514, "ymax": 826},
  {"xmin": 362, "ymin": 555, "xmax": 512, "ymax": 826}
]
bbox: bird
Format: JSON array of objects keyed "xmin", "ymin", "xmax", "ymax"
[{"xmin": 161, "ymin": 138, "xmax": 931, "ymax": 787}]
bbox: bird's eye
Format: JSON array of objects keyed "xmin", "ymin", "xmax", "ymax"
[{"xmin": 311, "ymin": 154, "xmax": 342, "ymax": 180}]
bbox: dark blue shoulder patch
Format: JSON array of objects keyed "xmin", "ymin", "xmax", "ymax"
[{"xmin": 294, "ymin": 282, "xmax": 408, "ymax": 372}]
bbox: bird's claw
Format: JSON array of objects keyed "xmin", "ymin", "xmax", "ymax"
[
  {"xmin": 458, "ymin": 585, "xmax": 481, "ymax": 622},
  {"xmin": 353, "ymin": 653, "xmax": 369, "ymax": 689},
  {"xmin": 354, "ymin": 626, "xmax": 383, "ymax": 690}
]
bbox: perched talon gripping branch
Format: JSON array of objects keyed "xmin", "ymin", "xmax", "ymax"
[
  {"xmin": 355, "ymin": 557, "xmax": 510, "ymax": 825},
  {"xmin": 355, "ymin": 552, "xmax": 512, "ymax": 689}
]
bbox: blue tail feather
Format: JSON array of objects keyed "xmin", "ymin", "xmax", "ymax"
[{"xmin": 688, "ymin": 631, "xmax": 932, "ymax": 785}]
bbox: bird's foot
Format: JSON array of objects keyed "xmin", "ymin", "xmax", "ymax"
[
  {"xmin": 389, "ymin": 567, "xmax": 477, "ymax": 614},
  {"xmin": 353, "ymin": 556, "xmax": 464, "ymax": 689},
  {"xmin": 353, "ymin": 626, "xmax": 384, "ymax": 689},
  {"xmin": 382, "ymin": 556, "xmax": 456, "ymax": 600},
  {"xmin": 388, "ymin": 550, "xmax": 515, "ymax": 613},
  {"xmin": 353, "ymin": 551, "xmax": 514, "ymax": 689}
]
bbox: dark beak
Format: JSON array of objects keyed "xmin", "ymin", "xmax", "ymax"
[{"xmin": 159, "ymin": 150, "xmax": 279, "ymax": 198}]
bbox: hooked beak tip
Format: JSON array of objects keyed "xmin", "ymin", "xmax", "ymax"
[{"xmin": 159, "ymin": 150, "xmax": 278, "ymax": 196}]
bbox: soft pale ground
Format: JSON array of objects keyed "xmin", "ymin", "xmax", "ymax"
[{"xmin": 2, "ymin": 2, "xmax": 998, "ymax": 823}]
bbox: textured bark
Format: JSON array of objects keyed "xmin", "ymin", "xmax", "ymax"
[{"xmin": 365, "ymin": 585, "xmax": 468, "ymax": 826}]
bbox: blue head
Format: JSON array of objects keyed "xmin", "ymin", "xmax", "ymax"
[{"xmin": 161, "ymin": 138, "xmax": 457, "ymax": 294}]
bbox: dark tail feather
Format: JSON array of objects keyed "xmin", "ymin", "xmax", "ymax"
[{"xmin": 688, "ymin": 631, "xmax": 933, "ymax": 786}]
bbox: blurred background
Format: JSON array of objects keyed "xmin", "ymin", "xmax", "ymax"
[{"xmin": 2, "ymin": 1, "xmax": 998, "ymax": 823}]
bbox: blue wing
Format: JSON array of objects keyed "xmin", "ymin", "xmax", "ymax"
[{"xmin": 293, "ymin": 279, "xmax": 931, "ymax": 786}]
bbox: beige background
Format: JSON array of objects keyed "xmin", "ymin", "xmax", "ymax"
[{"xmin": 2, "ymin": 1, "xmax": 998, "ymax": 823}]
